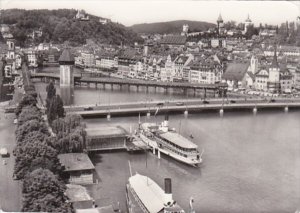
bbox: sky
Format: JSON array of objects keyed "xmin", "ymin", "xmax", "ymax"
[{"xmin": 0, "ymin": 0, "xmax": 299, "ymax": 26}]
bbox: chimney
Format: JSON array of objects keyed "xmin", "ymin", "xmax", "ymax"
[
  {"xmin": 164, "ymin": 178, "xmax": 173, "ymax": 206},
  {"xmin": 162, "ymin": 114, "xmax": 169, "ymax": 128}
]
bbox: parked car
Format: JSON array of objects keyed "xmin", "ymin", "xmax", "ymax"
[
  {"xmin": 0, "ymin": 148, "xmax": 10, "ymax": 158},
  {"xmin": 84, "ymin": 107, "xmax": 94, "ymax": 111}
]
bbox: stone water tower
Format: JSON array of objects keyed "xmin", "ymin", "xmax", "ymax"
[{"xmin": 58, "ymin": 48, "xmax": 75, "ymax": 87}]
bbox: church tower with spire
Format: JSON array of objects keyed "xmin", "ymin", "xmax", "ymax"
[
  {"xmin": 217, "ymin": 13, "xmax": 224, "ymax": 35},
  {"xmin": 244, "ymin": 14, "xmax": 253, "ymax": 34},
  {"xmin": 268, "ymin": 44, "xmax": 280, "ymax": 92}
]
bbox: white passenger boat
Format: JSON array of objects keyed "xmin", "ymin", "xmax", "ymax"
[
  {"xmin": 126, "ymin": 173, "xmax": 185, "ymax": 213},
  {"xmin": 137, "ymin": 115, "xmax": 203, "ymax": 166}
]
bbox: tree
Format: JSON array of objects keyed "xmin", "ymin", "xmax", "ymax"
[
  {"xmin": 15, "ymin": 94, "xmax": 37, "ymax": 116},
  {"xmin": 46, "ymin": 81, "xmax": 56, "ymax": 113},
  {"xmin": 47, "ymin": 95, "xmax": 65, "ymax": 124},
  {"xmin": 15, "ymin": 119, "xmax": 48, "ymax": 143},
  {"xmin": 223, "ymin": 21, "xmax": 236, "ymax": 30},
  {"xmin": 22, "ymin": 168, "xmax": 73, "ymax": 213},
  {"xmin": 245, "ymin": 25, "xmax": 258, "ymax": 39},
  {"xmin": 14, "ymin": 138, "xmax": 61, "ymax": 179},
  {"xmin": 50, "ymin": 114, "xmax": 86, "ymax": 153},
  {"xmin": 17, "ymin": 105, "xmax": 42, "ymax": 126}
]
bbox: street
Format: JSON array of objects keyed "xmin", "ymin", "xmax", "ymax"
[{"xmin": 0, "ymin": 102, "xmax": 21, "ymax": 212}]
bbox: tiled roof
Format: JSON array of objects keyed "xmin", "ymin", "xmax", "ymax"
[
  {"xmin": 175, "ymin": 56, "xmax": 189, "ymax": 64},
  {"xmin": 160, "ymin": 36, "xmax": 186, "ymax": 45},
  {"xmin": 58, "ymin": 48, "xmax": 75, "ymax": 62},
  {"xmin": 247, "ymin": 71, "xmax": 255, "ymax": 80},
  {"xmin": 58, "ymin": 153, "xmax": 95, "ymax": 172},
  {"xmin": 223, "ymin": 62, "xmax": 249, "ymax": 81}
]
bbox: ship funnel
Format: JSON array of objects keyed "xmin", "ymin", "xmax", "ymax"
[
  {"xmin": 164, "ymin": 178, "xmax": 173, "ymax": 206},
  {"xmin": 162, "ymin": 114, "xmax": 169, "ymax": 128}
]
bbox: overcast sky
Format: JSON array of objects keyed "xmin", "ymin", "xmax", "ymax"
[{"xmin": 1, "ymin": 0, "xmax": 299, "ymax": 26}]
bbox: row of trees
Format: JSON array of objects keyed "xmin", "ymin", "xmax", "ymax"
[
  {"xmin": 13, "ymin": 93, "xmax": 73, "ymax": 212},
  {"xmin": 13, "ymin": 79, "xmax": 87, "ymax": 212}
]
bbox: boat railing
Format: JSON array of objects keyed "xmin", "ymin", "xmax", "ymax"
[{"xmin": 156, "ymin": 137, "xmax": 199, "ymax": 156}]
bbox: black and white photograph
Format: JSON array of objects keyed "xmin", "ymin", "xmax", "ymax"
[{"xmin": 0, "ymin": 0, "xmax": 299, "ymax": 212}]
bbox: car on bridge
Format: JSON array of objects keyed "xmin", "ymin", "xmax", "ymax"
[
  {"xmin": 202, "ymin": 100, "xmax": 210, "ymax": 104},
  {"xmin": 156, "ymin": 102, "xmax": 164, "ymax": 107},
  {"xmin": 229, "ymin": 100, "xmax": 236, "ymax": 104},
  {"xmin": 84, "ymin": 107, "xmax": 94, "ymax": 111},
  {"xmin": 176, "ymin": 102, "xmax": 185, "ymax": 106},
  {"xmin": 269, "ymin": 99, "xmax": 276, "ymax": 103}
]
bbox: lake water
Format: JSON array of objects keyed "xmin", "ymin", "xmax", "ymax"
[
  {"xmin": 33, "ymin": 77, "xmax": 300, "ymax": 213},
  {"xmin": 84, "ymin": 112, "xmax": 300, "ymax": 213}
]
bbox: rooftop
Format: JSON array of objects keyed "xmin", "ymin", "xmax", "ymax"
[
  {"xmin": 66, "ymin": 184, "xmax": 92, "ymax": 202},
  {"xmin": 58, "ymin": 153, "xmax": 95, "ymax": 172},
  {"xmin": 223, "ymin": 62, "xmax": 249, "ymax": 81},
  {"xmin": 159, "ymin": 131, "xmax": 198, "ymax": 149},
  {"xmin": 59, "ymin": 48, "xmax": 75, "ymax": 63},
  {"xmin": 86, "ymin": 126, "xmax": 127, "ymax": 138},
  {"xmin": 160, "ymin": 36, "xmax": 186, "ymax": 45}
]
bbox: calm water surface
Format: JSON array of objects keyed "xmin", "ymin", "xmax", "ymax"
[
  {"xmin": 33, "ymin": 79, "xmax": 300, "ymax": 213},
  {"xmin": 85, "ymin": 112, "xmax": 300, "ymax": 213}
]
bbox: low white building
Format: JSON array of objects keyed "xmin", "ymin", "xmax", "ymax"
[{"xmin": 96, "ymin": 54, "xmax": 117, "ymax": 69}]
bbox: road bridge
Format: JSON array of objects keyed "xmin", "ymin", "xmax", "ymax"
[{"xmin": 68, "ymin": 101, "xmax": 300, "ymax": 118}]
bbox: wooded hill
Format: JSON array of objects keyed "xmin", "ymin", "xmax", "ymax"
[
  {"xmin": 130, "ymin": 20, "xmax": 215, "ymax": 34},
  {"xmin": 0, "ymin": 9, "xmax": 143, "ymax": 46}
]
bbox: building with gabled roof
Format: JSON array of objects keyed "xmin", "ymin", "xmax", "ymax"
[
  {"xmin": 222, "ymin": 62, "xmax": 250, "ymax": 89},
  {"xmin": 160, "ymin": 36, "xmax": 186, "ymax": 49},
  {"xmin": 58, "ymin": 153, "xmax": 95, "ymax": 185}
]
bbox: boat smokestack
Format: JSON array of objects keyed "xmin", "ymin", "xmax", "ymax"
[
  {"xmin": 163, "ymin": 114, "xmax": 169, "ymax": 128},
  {"xmin": 164, "ymin": 178, "xmax": 173, "ymax": 206}
]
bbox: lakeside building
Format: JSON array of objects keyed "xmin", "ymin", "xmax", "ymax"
[
  {"xmin": 58, "ymin": 153, "xmax": 95, "ymax": 185},
  {"xmin": 96, "ymin": 53, "xmax": 118, "ymax": 70},
  {"xmin": 66, "ymin": 184, "xmax": 94, "ymax": 209},
  {"xmin": 160, "ymin": 55, "xmax": 176, "ymax": 82},
  {"xmin": 189, "ymin": 58, "xmax": 223, "ymax": 84},
  {"xmin": 222, "ymin": 62, "xmax": 250, "ymax": 89},
  {"xmin": 86, "ymin": 126, "xmax": 128, "ymax": 151},
  {"xmin": 82, "ymin": 51, "xmax": 96, "ymax": 68}
]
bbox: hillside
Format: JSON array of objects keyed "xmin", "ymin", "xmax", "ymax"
[
  {"xmin": 130, "ymin": 20, "xmax": 216, "ymax": 34},
  {"xmin": 0, "ymin": 9, "xmax": 143, "ymax": 46}
]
